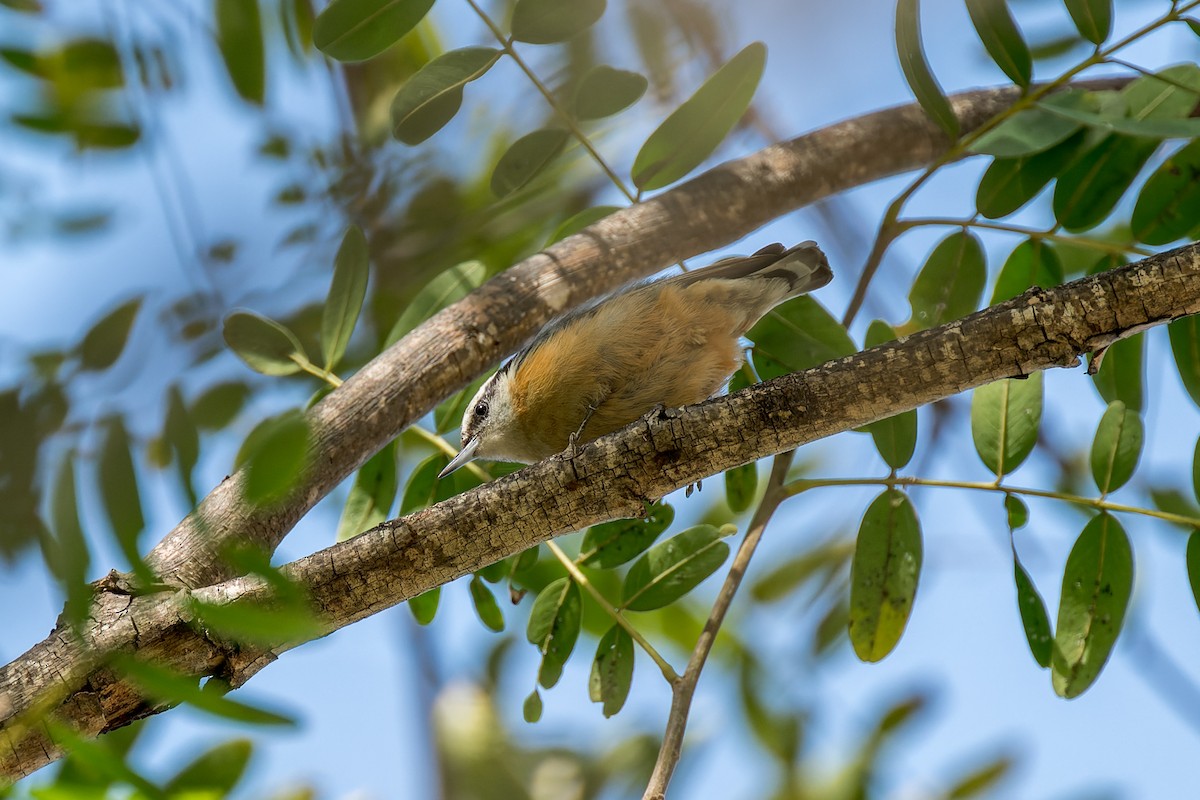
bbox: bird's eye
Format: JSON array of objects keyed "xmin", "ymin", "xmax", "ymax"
[{"xmin": 474, "ymin": 401, "xmax": 489, "ymax": 418}]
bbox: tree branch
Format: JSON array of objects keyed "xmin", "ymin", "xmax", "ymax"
[{"xmin": 3, "ymin": 239, "xmax": 1196, "ymax": 780}]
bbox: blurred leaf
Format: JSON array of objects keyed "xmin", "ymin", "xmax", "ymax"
[
  {"xmin": 724, "ymin": 462, "xmax": 757, "ymax": 513},
  {"xmin": 528, "ymin": 577, "xmax": 582, "ymax": 688},
  {"xmin": 116, "ymin": 655, "xmax": 295, "ymax": 725},
  {"xmin": 215, "ymin": 0, "xmax": 265, "ymax": 104},
  {"xmin": 580, "ymin": 503, "xmax": 674, "ymax": 568},
  {"xmin": 313, "ymin": 0, "xmax": 435, "ymax": 61},
  {"xmin": 48, "ymin": 452, "xmax": 90, "ymax": 626},
  {"xmin": 523, "ymin": 689, "xmax": 543, "ymax": 723},
  {"xmin": 1090, "ymin": 333, "xmax": 1142, "ymax": 412},
  {"xmin": 1188, "ymin": 531, "xmax": 1200, "ymax": 617},
  {"xmin": 739, "ymin": 659, "xmax": 801, "ymax": 762},
  {"xmin": 990, "ymin": 238, "xmax": 1064, "ymax": 304},
  {"xmin": 632, "ymin": 41, "xmax": 766, "ymax": 190},
  {"xmin": 547, "ymin": 204, "xmax": 621, "ymax": 245},
  {"xmin": 1170, "ymin": 316, "xmax": 1200, "ymax": 409},
  {"xmin": 573, "ymin": 65, "xmax": 647, "ymax": 120},
  {"xmin": 79, "ymin": 297, "xmax": 141, "ymax": 371},
  {"xmin": 1013, "ymin": 556, "xmax": 1052, "ymax": 668},
  {"xmin": 1090, "ymin": 401, "xmax": 1142, "ymax": 494},
  {"xmin": 750, "ymin": 540, "xmax": 852, "ymax": 603},
  {"xmin": 192, "ymin": 598, "xmax": 321, "ymax": 646},
  {"xmin": 895, "ymin": 0, "xmax": 958, "ymax": 138},
  {"xmin": 589, "ymin": 625, "xmax": 633, "ymax": 717},
  {"xmin": 966, "ymin": 0, "xmax": 1030, "ymax": 87},
  {"xmin": 969, "ymin": 90, "xmax": 1089, "ymax": 157},
  {"xmin": 386, "ymin": 260, "xmax": 488, "ymax": 347},
  {"xmin": 945, "ymin": 754, "xmax": 1015, "ymax": 799},
  {"xmin": 164, "ymin": 739, "xmax": 252, "ymax": 796},
  {"xmin": 471, "ymin": 575, "xmax": 505, "ymax": 632},
  {"xmin": 622, "ymin": 524, "xmax": 732, "ymax": 611},
  {"xmin": 321, "ymin": 225, "xmax": 369, "ymax": 370},
  {"xmin": 491, "ymin": 127, "xmax": 570, "ymax": 198},
  {"xmin": 98, "ymin": 416, "xmax": 147, "ymax": 579},
  {"xmin": 240, "ymin": 410, "xmax": 311, "ymax": 505},
  {"xmin": 1063, "ymin": 0, "xmax": 1111, "ymax": 45},
  {"xmin": 42, "ymin": 720, "xmax": 159, "ymax": 798},
  {"xmin": 391, "ymin": 47, "xmax": 501, "ymax": 145},
  {"xmin": 1131, "ymin": 139, "xmax": 1200, "ymax": 245},
  {"xmin": 511, "ymin": 0, "xmax": 605, "ymax": 44},
  {"xmin": 1005, "ymin": 494, "xmax": 1028, "ymax": 530},
  {"xmin": 409, "ymin": 586, "xmax": 440, "ymax": 625},
  {"xmin": 909, "ymin": 231, "xmax": 986, "ymax": 330},
  {"xmin": 849, "ymin": 490, "xmax": 922, "ymax": 662},
  {"xmin": 400, "ymin": 452, "xmax": 448, "ymax": 514},
  {"xmin": 864, "ymin": 320, "xmax": 917, "ymax": 469},
  {"xmin": 191, "ymin": 382, "xmax": 250, "ymax": 430},
  {"xmin": 165, "ymin": 386, "xmax": 199, "ymax": 506},
  {"xmin": 1052, "ymin": 514, "xmax": 1132, "ymax": 698},
  {"xmin": 281, "ymin": 0, "xmax": 316, "ymax": 59},
  {"xmin": 971, "ymin": 373, "xmax": 1043, "ymax": 477},
  {"xmin": 223, "ymin": 310, "xmax": 307, "ymax": 376},
  {"xmin": 748, "ymin": 296, "xmax": 856, "ymax": 381},
  {"xmin": 336, "ymin": 441, "xmax": 396, "ymax": 541}
]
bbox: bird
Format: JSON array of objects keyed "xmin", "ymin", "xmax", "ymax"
[{"xmin": 438, "ymin": 242, "xmax": 832, "ymax": 478}]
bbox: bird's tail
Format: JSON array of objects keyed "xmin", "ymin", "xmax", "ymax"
[{"xmin": 672, "ymin": 241, "xmax": 833, "ymax": 298}]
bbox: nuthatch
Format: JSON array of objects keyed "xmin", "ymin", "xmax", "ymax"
[{"xmin": 439, "ymin": 242, "xmax": 832, "ymax": 477}]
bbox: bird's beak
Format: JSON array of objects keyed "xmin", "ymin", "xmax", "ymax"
[{"xmin": 438, "ymin": 437, "xmax": 480, "ymax": 479}]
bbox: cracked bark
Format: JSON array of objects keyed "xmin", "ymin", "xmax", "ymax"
[{"xmin": 2, "ymin": 240, "xmax": 1197, "ymax": 779}]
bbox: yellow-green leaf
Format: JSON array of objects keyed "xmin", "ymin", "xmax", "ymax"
[{"xmin": 849, "ymin": 489, "xmax": 922, "ymax": 662}]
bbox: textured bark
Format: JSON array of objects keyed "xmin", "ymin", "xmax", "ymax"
[{"xmin": 3, "ymin": 240, "xmax": 1197, "ymax": 780}]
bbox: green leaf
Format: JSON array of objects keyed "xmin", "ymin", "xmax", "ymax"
[
  {"xmin": 622, "ymin": 524, "xmax": 732, "ymax": 611},
  {"xmin": 192, "ymin": 598, "xmax": 321, "ymax": 646},
  {"xmin": 523, "ymin": 689, "xmax": 543, "ymax": 723},
  {"xmin": 165, "ymin": 385, "xmax": 199, "ymax": 507},
  {"xmin": 1187, "ymin": 531, "xmax": 1200, "ymax": 616},
  {"xmin": 115, "ymin": 655, "xmax": 295, "ymax": 726},
  {"xmin": 48, "ymin": 452, "xmax": 91, "ymax": 626},
  {"xmin": 409, "ymin": 586, "xmax": 440, "ymax": 625},
  {"xmin": 321, "ymin": 225, "xmax": 369, "ymax": 370},
  {"xmin": 313, "ymin": 0, "xmax": 435, "ymax": 62},
  {"xmin": 223, "ymin": 310, "xmax": 307, "ymax": 376},
  {"xmin": 724, "ymin": 461, "xmax": 758, "ymax": 513},
  {"xmin": 241, "ymin": 410, "xmax": 311, "ymax": 506},
  {"xmin": 589, "ymin": 625, "xmax": 633, "ymax": 717},
  {"xmin": 491, "ymin": 127, "xmax": 570, "ymax": 198},
  {"xmin": 579, "ymin": 503, "xmax": 674, "ymax": 568},
  {"xmin": 1090, "ymin": 332, "xmax": 1142, "ymax": 412},
  {"xmin": 470, "ymin": 575, "xmax": 505, "ymax": 632},
  {"xmin": 1051, "ymin": 514, "xmax": 1132, "ymax": 698},
  {"xmin": 1038, "ymin": 101, "xmax": 1200, "ymax": 140},
  {"xmin": 748, "ymin": 296, "xmax": 856, "ymax": 381},
  {"xmin": 976, "ymin": 130, "xmax": 1087, "ymax": 219},
  {"xmin": 965, "ymin": 0, "xmax": 1031, "ymax": 87},
  {"xmin": 945, "ymin": 754, "xmax": 1016, "ymax": 799},
  {"xmin": 527, "ymin": 577, "xmax": 582, "ymax": 688},
  {"xmin": 190, "ymin": 381, "xmax": 250, "ymax": 430},
  {"xmin": 895, "ymin": 0, "xmax": 958, "ymax": 138},
  {"xmin": 971, "ymin": 373, "xmax": 1043, "ymax": 477},
  {"xmin": 215, "ymin": 0, "xmax": 265, "ymax": 104},
  {"xmin": 97, "ymin": 417, "xmax": 147, "ymax": 578},
  {"xmin": 1063, "ymin": 0, "xmax": 1111, "ymax": 45},
  {"xmin": 1013, "ymin": 556, "xmax": 1052, "ymax": 668},
  {"xmin": 632, "ymin": 41, "xmax": 766, "ymax": 190},
  {"xmin": 164, "ymin": 739, "xmax": 252, "ymax": 796},
  {"xmin": 400, "ymin": 452, "xmax": 448, "ymax": 514},
  {"xmin": 1194, "ymin": 437, "xmax": 1200, "ymax": 506},
  {"xmin": 968, "ymin": 90, "xmax": 1090, "ymax": 157},
  {"xmin": 848, "ymin": 489, "xmax": 922, "ymax": 662},
  {"xmin": 79, "ymin": 297, "xmax": 141, "ymax": 371},
  {"xmin": 511, "ymin": 0, "xmax": 605, "ymax": 44},
  {"xmin": 546, "ymin": 205, "xmax": 621, "ymax": 246},
  {"xmin": 573, "ymin": 65, "xmax": 647, "ymax": 120},
  {"xmin": 863, "ymin": 320, "xmax": 917, "ymax": 469},
  {"xmin": 1131, "ymin": 139, "xmax": 1200, "ymax": 245},
  {"xmin": 990, "ymin": 238, "xmax": 1064, "ymax": 304},
  {"xmin": 335, "ymin": 441, "xmax": 396, "ymax": 542},
  {"xmin": 1089, "ymin": 401, "xmax": 1142, "ymax": 494},
  {"xmin": 908, "ymin": 232, "xmax": 986, "ymax": 330},
  {"xmin": 750, "ymin": 540, "xmax": 853, "ymax": 603},
  {"xmin": 1005, "ymin": 494, "xmax": 1029, "ymax": 530},
  {"xmin": 385, "ymin": 260, "xmax": 488, "ymax": 347},
  {"xmin": 1170, "ymin": 316, "xmax": 1200, "ymax": 409},
  {"xmin": 390, "ymin": 47, "xmax": 501, "ymax": 145}
]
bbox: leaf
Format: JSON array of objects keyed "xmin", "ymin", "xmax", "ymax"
[
  {"xmin": 1131, "ymin": 139, "xmax": 1200, "ymax": 245},
  {"xmin": 1063, "ymin": 0, "xmax": 1111, "ymax": 45},
  {"xmin": 335, "ymin": 441, "xmax": 397, "ymax": 542},
  {"xmin": 1170, "ymin": 316, "xmax": 1200, "ymax": 409},
  {"xmin": 946, "ymin": 754, "xmax": 1016, "ymax": 799},
  {"xmin": 965, "ymin": 0, "xmax": 1031, "ymax": 87},
  {"xmin": 1038, "ymin": 102, "xmax": 1200, "ymax": 140},
  {"xmin": 632, "ymin": 41, "xmax": 766, "ymax": 190},
  {"xmin": 491, "ymin": 127, "xmax": 570, "ymax": 198},
  {"xmin": 511, "ymin": 0, "xmax": 605, "ymax": 44},
  {"xmin": 192, "ymin": 598, "xmax": 321, "ymax": 646},
  {"xmin": 409, "ymin": 586, "xmax": 440, "ymax": 625},
  {"xmin": 190, "ymin": 381, "xmax": 250, "ymax": 430},
  {"xmin": 165, "ymin": 385, "xmax": 199, "ymax": 506},
  {"xmin": 48, "ymin": 452, "xmax": 91, "ymax": 626},
  {"xmin": 1051, "ymin": 514, "xmax": 1132, "ymax": 698},
  {"xmin": 589, "ymin": 625, "xmax": 634, "ymax": 717},
  {"xmin": 573, "ymin": 65, "xmax": 647, "ymax": 120},
  {"xmin": 1188, "ymin": 531, "xmax": 1200, "ymax": 617},
  {"xmin": 1089, "ymin": 401, "xmax": 1142, "ymax": 494},
  {"xmin": 1090, "ymin": 332, "xmax": 1142, "ymax": 412},
  {"xmin": 546, "ymin": 205, "xmax": 621, "ymax": 246},
  {"xmin": 97, "ymin": 416, "xmax": 146, "ymax": 578},
  {"xmin": 223, "ymin": 310, "xmax": 307, "ymax": 376},
  {"xmin": 991, "ymin": 239, "xmax": 1064, "ymax": 304},
  {"xmin": 241, "ymin": 410, "xmax": 311, "ymax": 506},
  {"xmin": 848, "ymin": 489, "xmax": 922, "ymax": 662},
  {"xmin": 391, "ymin": 47, "xmax": 501, "ymax": 145},
  {"xmin": 400, "ymin": 452, "xmax": 448, "ymax": 514},
  {"xmin": 321, "ymin": 225, "xmax": 369, "ymax": 370},
  {"xmin": 750, "ymin": 540, "xmax": 853, "ymax": 603},
  {"xmin": 470, "ymin": 575, "xmax": 505, "ymax": 632},
  {"xmin": 523, "ymin": 690, "xmax": 543, "ymax": 723},
  {"xmin": 215, "ymin": 0, "xmax": 265, "ymax": 104},
  {"xmin": 164, "ymin": 739, "xmax": 252, "ymax": 796},
  {"xmin": 1005, "ymin": 494, "xmax": 1029, "ymax": 530},
  {"xmin": 1013, "ymin": 556, "xmax": 1052, "ymax": 668},
  {"xmin": 968, "ymin": 90, "xmax": 1090, "ymax": 157},
  {"xmin": 971, "ymin": 373, "xmax": 1042, "ymax": 477},
  {"xmin": 622, "ymin": 524, "xmax": 732, "ymax": 611},
  {"xmin": 579, "ymin": 503, "xmax": 674, "ymax": 568},
  {"xmin": 1195, "ymin": 436, "xmax": 1200, "ymax": 506},
  {"xmin": 908, "ymin": 231, "xmax": 986, "ymax": 330},
  {"xmin": 115, "ymin": 655, "xmax": 294, "ymax": 726},
  {"xmin": 527, "ymin": 577, "xmax": 582, "ymax": 688},
  {"xmin": 863, "ymin": 321, "xmax": 917, "ymax": 469},
  {"xmin": 975, "ymin": 130, "xmax": 1086, "ymax": 219},
  {"xmin": 895, "ymin": 0, "xmax": 958, "ymax": 138},
  {"xmin": 313, "ymin": 0, "xmax": 435, "ymax": 62},
  {"xmin": 724, "ymin": 461, "xmax": 758, "ymax": 513},
  {"xmin": 748, "ymin": 296, "xmax": 856, "ymax": 381},
  {"xmin": 79, "ymin": 297, "xmax": 141, "ymax": 371},
  {"xmin": 385, "ymin": 260, "xmax": 488, "ymax": 346}
]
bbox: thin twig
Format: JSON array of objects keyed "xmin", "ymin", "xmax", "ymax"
[{"xmin": 899, "ymin": 218, "xmax": 1153, "ymax": 257}]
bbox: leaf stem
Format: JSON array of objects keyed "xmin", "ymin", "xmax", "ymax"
[{"xmin": 899, "ymin": 217, "xmax": 1152, "ymax": 256}]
